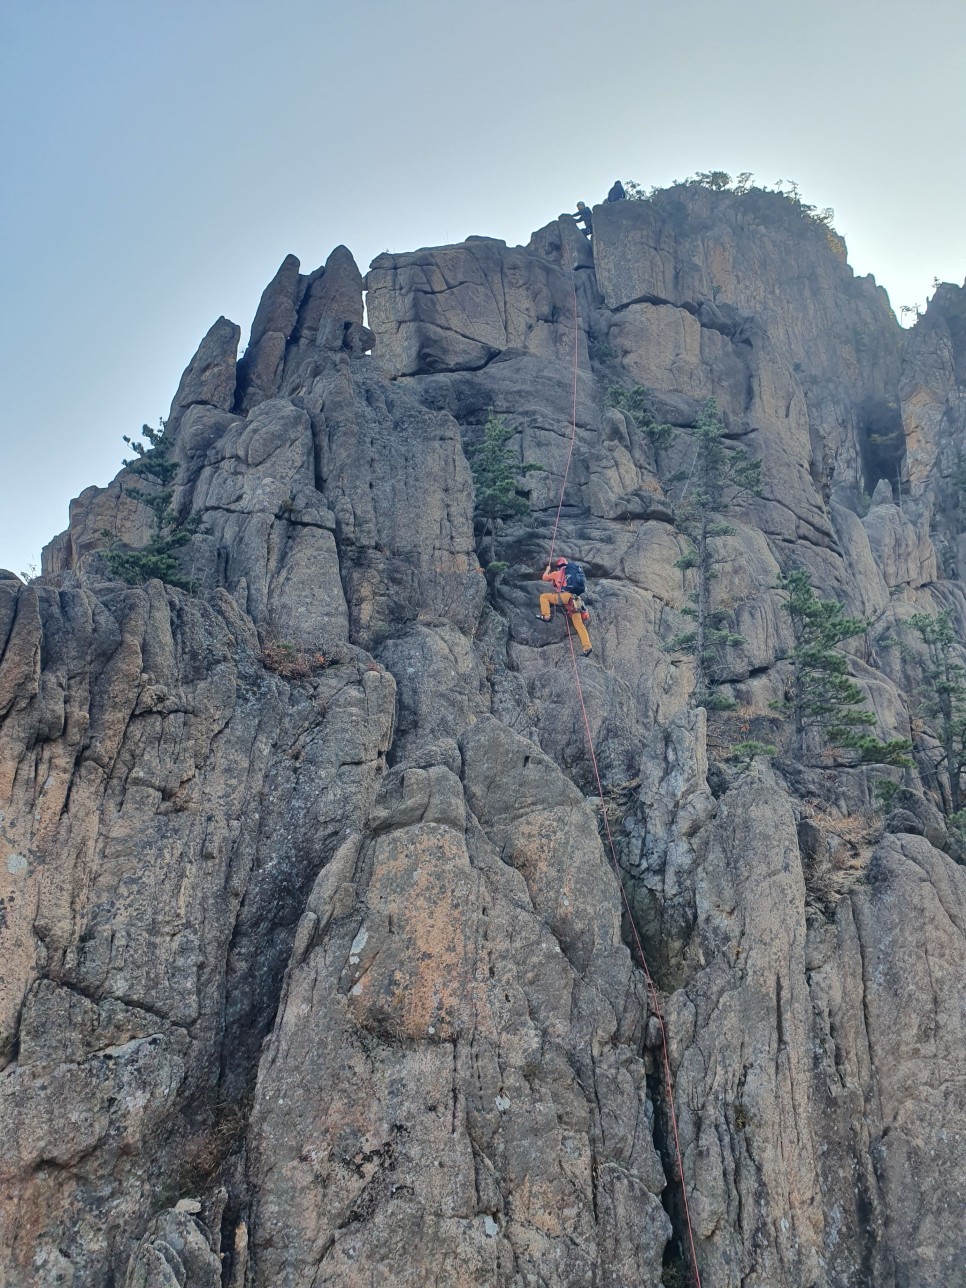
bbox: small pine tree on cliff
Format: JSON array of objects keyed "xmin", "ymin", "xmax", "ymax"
[
  {"xmin": 606, "ymin": 384, "xmax": 675, "ymax": 451},
  {"xmin": 777, "ymin": 569, "xmax": 911, "ymax": 766},
  {"xmin": 669, "ymin": 399, "xmax": 762, "ymax": 706},
  {"xmin": 468, "ymin": 413, "xmax": 539, "ymax": 568},
  {"xmin": 102, "ymin": 422, "xmax": 201, "ymax": 590},
  {"xmin": 906, "ymin": 609, "xmax": 966, "ymax": 812}
]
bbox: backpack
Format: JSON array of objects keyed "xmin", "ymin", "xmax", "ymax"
[{"xmin": 562, "ymin": 561, "xmax": 586, "ymax": 595}]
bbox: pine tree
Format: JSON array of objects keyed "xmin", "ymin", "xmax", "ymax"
[
  {"xmin": 669, "ymin": 399, "xmax": 762, "ymax": 705},
  {"xmin": 102, "ymin": 422, "xmax": 201, "ymax": 590},
  {"xmin": 907, "ymin": 609, "xmax": 966, "ymax": 812},
  {"xmin": 778, "ymin": 569, "xmax": 911, "ymax": 765},
  {"xmin": 606, "ymin": 384, "xmax": 675, "ymax": 451},
  {"xmin": 468, "ymin": 413, "xmax": 539, "ymax": 567}
]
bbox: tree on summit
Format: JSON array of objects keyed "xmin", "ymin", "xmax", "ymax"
[{"xmin": 694, "ymin": 170, "xmax": 733, "ymax": 191}]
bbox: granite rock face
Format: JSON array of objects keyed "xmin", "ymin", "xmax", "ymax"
[{"xmin": 2, "ymin": 186, "xmax": 964, "ymax": 1286}]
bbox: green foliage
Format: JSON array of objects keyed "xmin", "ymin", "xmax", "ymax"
[
  {"xmin": 101, "ymin": 525, "xmax": 200, "ymax": 589},
  {"xmin": 845, "ymin": 733, "xmax": 916, "ymax": 766},
  {"xmin": 668, "ymin": 399, "xmax": 762, "ymax": 702},
  {"xmin": 671, "ymin": 400, "xmax": 763, "ymax": 512},
  {"xmin": 776, "ymin": 569, "xmax": 912, "ymax": 766},
  {"xmin": 726, "ymin": 741, "xmax": 777, "ymax": 767},
  {"xmin": 468, "ymin": 413, "xmax": 540, "ymax": 565},
  {"xmin": 102, "ymin": 421, "xmax": 200, "ymax": 591},
  {"xmin": 694, "ymin": 169, "xmax": 732, "ymax": 190},
  {"xmin": 951, "ymin": 450, "xmax": 966, "ymax": 536},
  {"xmin": 700, "ymin": 686, "xmax": 738, "ymax": 711},
  {"xmin": 947, "ymin": 810, "xmax": 966, "ymax": 854},
  {"xmin": 906, "ymin": 609, "xmax": 966, "ymax": 811},
  {"xmin": 620, "ymin": 172, "xmax": 842, "ymax": 246},
  {"xmin": 588, "ymin": 337, "xmax": 617, "ymax": 365},
  {"xmin": 872, "ymin": 777, "xmax": 901, "ymax": 812},
  {"xmin": 606, "ymin": 385, "xmax": 675, "ymax": 451}
]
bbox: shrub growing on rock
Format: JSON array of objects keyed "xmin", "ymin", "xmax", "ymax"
[
  {"xmin": 905, "ymin": 608, "xmax": 966, "ymax": 812},
  {"xmin": 667, "ymin": 398, "xmax": 762, "ymax": 706},
  {"xmin": 468, "ymin": 413, "xmax": 540, "ymax": 567},
  {"xmin": 101, "ymin": 421, "xmax": 201, "ymax": 590},
  {"xmin": 606, "ymin": 384, "xmax": 675, "ymax": 451},
  {"xmin": 776, "ymin": 569, "xmax": 912, "ymax": 767}
]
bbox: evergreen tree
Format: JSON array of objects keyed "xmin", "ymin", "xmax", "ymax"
[
  {"xmin": 778, "ymin": 569, "xmax": 911, "ymax": 766},
  {"xmin": 102, "ymin": 422, "xmax": 200, "ymax": 590},
  {"xmin": 468, "ymin": 413, "xmax": 539, "ymax": 567},
  {"xmin": 907, "ymin": 609, "xmax": 966, "ymax": 811},
  {"xmin": 669, "ymin": 399, "xmax": 762, "ymax": 705},
  {"xmin": 606, "ymin": 384, "xmax": 675, "ymax": 451},
  {"xmin": 727, "ymin": 739, "xmax": 777, "ymax": 768}
]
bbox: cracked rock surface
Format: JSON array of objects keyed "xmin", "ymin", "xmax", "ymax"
[{"xmin": 2, "ymin": 186, "xmax": 965, "ymax": 1285}]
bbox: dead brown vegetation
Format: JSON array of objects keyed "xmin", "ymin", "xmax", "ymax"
[
  {"xmin": 260, "ymin": 641, "xmax": 329, "ymax": 680},
  {"xmin": 798, "ymin": 799, "xmax": 883, "ymax": 913}
]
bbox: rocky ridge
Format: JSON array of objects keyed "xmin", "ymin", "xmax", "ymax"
[{"xmin": 1, "ymin": 185, "xmax": 965, "ymax": 1286}]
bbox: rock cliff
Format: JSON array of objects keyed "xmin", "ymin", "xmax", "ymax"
[{"xmin": 2, "ymin": 185, "xmax": 964, "ymax": 1287}]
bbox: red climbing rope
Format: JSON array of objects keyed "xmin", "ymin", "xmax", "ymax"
[
  {"xmin": 563, "ymin": 620, "xmax": 703, "ymax": 1288},
  {"xmin": 550, "ymin": 258, "xmax": 704, "ymax": 1288}
]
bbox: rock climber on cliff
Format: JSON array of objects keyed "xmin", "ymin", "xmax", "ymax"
[
  {"xmin": 573, "ymin": 201, "xmax": 593, "ymax": 238},
  {"xmin": 606, "ymin": 180, "xmax": 626, "ymax": 202},
  {"xmin": 536, "ymin": 558, "xmax": 593, "ymax": 655}
]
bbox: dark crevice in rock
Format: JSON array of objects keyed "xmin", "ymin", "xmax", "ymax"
[
  {"xmin": 610, "ymin": 291, "xmax": 678, "ymax": 314},
  {"xmin": 857, "ymin": 396, "xmax": 907, "ymax": 501}
]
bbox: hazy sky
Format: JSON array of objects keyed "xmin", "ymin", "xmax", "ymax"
[{"xmin": 2, "ymin": 0, "xmax": 964, "ymax": 575}]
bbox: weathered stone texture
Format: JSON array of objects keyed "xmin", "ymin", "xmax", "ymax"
[
  {"xmin": 166, "ymin": 315, "xmax": 240, "ymax": 436},
  {"xmin": 247, "ymin": 722, "xmax": 668, "ymax": 1286},
  {"xmin": 7, "ymin": 189, "xmax": 966, "ymax": 1286},
  {"xmin": 0, "ymin": 576, "xmax": 395, "ymax": 1282}
]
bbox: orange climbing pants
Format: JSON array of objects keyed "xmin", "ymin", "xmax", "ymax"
[{"xmin": 538, "ymin": 592, "xmax": 592, "ymax": 651}]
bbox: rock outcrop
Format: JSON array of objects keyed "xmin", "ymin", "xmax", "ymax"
[{"xmin": 2, "ymin": 184, "xmax": 964, "ymax": 1286}]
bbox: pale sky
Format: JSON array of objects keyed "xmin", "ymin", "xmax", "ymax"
[{"xmin": 2, "ymin": 0, "xmax": 964, "ymax": 576}]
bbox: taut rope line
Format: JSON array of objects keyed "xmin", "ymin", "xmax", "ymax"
[{"xmin": 548, "ymin": 247, "xmax": 704, "ymax": 1288}]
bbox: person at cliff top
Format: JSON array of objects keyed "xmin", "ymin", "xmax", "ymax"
[
  {"xmin": 606, "ymin": 180, "xmax": 626, "ymax": 202},
  {"xmin": 573, "ymin": 202, "xmax": 592, "ymax": 237},
  {"xmin": 536, "ymin": 558, "xmax": 593, "ymax": 655}
]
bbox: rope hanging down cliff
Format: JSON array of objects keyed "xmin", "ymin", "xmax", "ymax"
[{"xmin": 549, "ymin": 257, "xmax": 704, "ymax": 1288}]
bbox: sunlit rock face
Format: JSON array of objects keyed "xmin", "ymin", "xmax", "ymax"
[{"xmin": 2, "ymin": 187, "xmax": 963, "ymax": 1286}]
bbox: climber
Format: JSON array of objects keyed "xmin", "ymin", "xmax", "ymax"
[
  {"xmin": 536, "ymin": 557, "xmax": 593, "ymax": 655},
  {"xmin": 573, "ymin": 202, "xmax": 593, "ymax": 238},
  {"xmin": 606, "ymin": 180, "xmax": 626, "ymax": 202}
]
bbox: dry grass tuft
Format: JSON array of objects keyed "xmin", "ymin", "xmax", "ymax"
[
  {"xmin": 261, "ymin": 641, "xmax": 329, "ymax": 680},
  {"xmin": 799, "ymin": 799, "xmax": 883, "ymax": 913}
]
